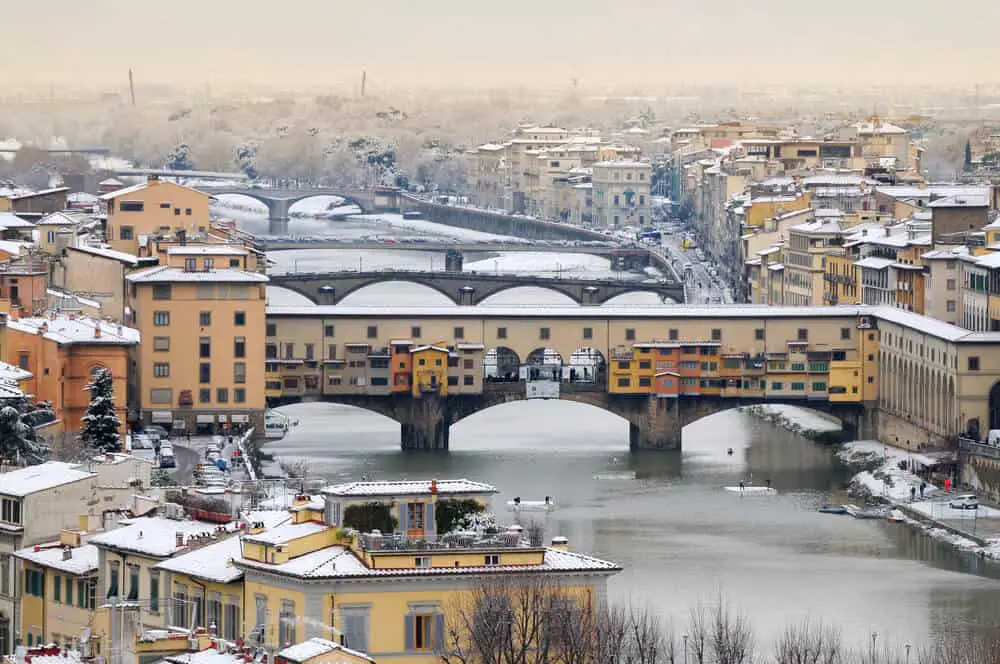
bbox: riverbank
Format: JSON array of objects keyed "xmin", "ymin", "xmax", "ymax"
[
  {"xmin": 838, "ymin": 440, "xmax": 1000, "ymax": 560},
  {"xmin": 741, "ymin": 404, "xmax": 843, "ymax": 441}
]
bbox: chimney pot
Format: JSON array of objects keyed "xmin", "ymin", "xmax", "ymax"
[{"xmin": 176, "ymin": 531, "xmax": 184, "ymax": 547}]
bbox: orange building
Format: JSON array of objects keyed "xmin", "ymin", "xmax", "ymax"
[
  {"xmin": 3, "ymin": 313, "xmax": 137, "ymax": 436},
  {"xmin": 390, "ymin": 340, "xmax": 414, "ymax": 393}
]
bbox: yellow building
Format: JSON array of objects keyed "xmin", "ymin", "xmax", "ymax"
[
  {"xmin": 782, "ymin": 219, "xmax": 846, "ymax": 306},
  {"xmin": 277, "ymin": 637, "xmax": 375, "ymax": 664},
  {"xmin": 15, "ymin": 528, "xmax": 99, "ymax": 650},
  {"xmin": 99, "ymin": 178, "xmax": 211, "ymax": 256},
  {"xmin": 235, "ymin": 480, "xmax": 620, "ymax": 663},
  {"xmin": 126, "ymin": 265, "xmax": 268, "ymax": 433},
  {"xmin": 410, "ymin": 345, "xmax": 450, "ymax": 396},
  {"xmin": 744, "ymin": 192, "xmax": 811, "ymax": 230}
]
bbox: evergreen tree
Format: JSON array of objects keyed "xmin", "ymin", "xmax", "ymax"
[
  {"xmin": 0, "ymin": 405, "xmax": 45, "ymax": 465},
  {"xmin": 965, "ymin": 140, "xmax": 973, "ymax": 170},
  {"xmin": 79, "ymin": 369, "xmax": 122, "ymax": 453}
]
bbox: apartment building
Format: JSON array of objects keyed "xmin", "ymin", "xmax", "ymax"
[
  {"xmin": 782, "ymin": 219, "xmax": 846, "ymax": 306},
  {"xmin": 591, "ymin": 161, "xmax": 651, "ymax": 228},
  {"xmin": 99, "ymin": 178, "xmax": 211, "ymax": 256},
  {"xmin": 922, "ymin": 246, "xmax": 968, "ymax": 325},
  {"xmin": 3, "ymin": 314, "xmax": 137, "ymax": 437},
  {"xmin": 127, "ymin": 264, "xmax": 268, "ymax": 434}
]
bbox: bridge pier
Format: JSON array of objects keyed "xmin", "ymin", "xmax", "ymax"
[
  {"xmin": 399, "ymin": 395, "xmax": 451, "ymax": 451},
  {"xmin": 269, "ymin": 216, "xmax": 290, "ymax": 235},
  {"xmin": 625, "ymin": 396, "xmax": 683, "ymax": 450}
]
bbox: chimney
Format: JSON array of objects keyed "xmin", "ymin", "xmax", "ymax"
[
  {"xmin": 62, "ymin": 547, "xmax": 72, "ymax": 561},
  {"xmin": 550, "ymin": 536, "xmax": 569, "ymax": 551},
  {"xmin": 94, "ymin": 325, "xmax": 101, "ymax": 339},
  {"xmin": 175, "ymin": 531, "xmax": 185, "ymax": 548},
  {"xmin": 430, "ymin": 479, "xmax": 438, "ymax": 494}
]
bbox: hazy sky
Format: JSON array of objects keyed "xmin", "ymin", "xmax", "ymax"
[{"xmin": 3, "ymin": 0, "xmax": 998, "ymax": 92}]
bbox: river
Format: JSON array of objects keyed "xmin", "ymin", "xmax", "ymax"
[{"xmin": 228, "ymin": 200, "xmax": 1000, "ymax": 652}]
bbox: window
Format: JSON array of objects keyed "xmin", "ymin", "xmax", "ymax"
[
  {"xmin": 266, "ymin": 323, "xmax": 277, "ymax": 336},
  {"xmin": 617, "ymin": 378, "xmax": 631, "ymax": 387},
  {"xmin": 341, "ymin": 608, "xmax": 370, "ymax": 652},
  {"xmin": 497, "ymin": 327, "xmax": 507, "ymax": 339},
  {"xmin": 639, "ymin": 377, "xmax": 651, "ymax": 387},
  {"xmin": 173, "ymin": 584, "xmax": 189, "ymax": 627},
  {"xmin": 234, "ymin": 388, "xmax": 246, "ymax": 403},
  {"xmin": 454, "ymin": 326, "xmax": 465, "ymax": 339},
  {"xmin": 0, "ymin": 554, "xmax": 9, "ymax": 596},
  {"xmin": 184, "ymin": 258, "xmax": 197, "ymax": 272},
  {"xmin": 200, "ymin": 337, "xmax": 211, "ymax": 358},
  {"xmin": 669, "ymin": 329, "xmax": 679, "ymax": 341},
  {"xmin": 1, "ymin": 498, "xmax": 21, "ymax": 525},
  {"xmin": 150, "ymin": 388, "xmax": 173, "ymax": 404},
  {"xmin": 17, "ymin": 353, "xmax": 29, "ymax": 371},
  {"xmin": 946, "ymin": 300, "xmax": 957, "ymax": 312},
  {"xmin": 153, "ymin": 311, "xmax": 170, "ymax": 326},
  {"xmin": 771, "ymin": 382, "xmax": 783, "ymax": 390},
  {"xmin": 410, "ymin": 325, "xmax": 421, "ymax": 339},
  {"xmin": 199, "ymin": 388, "xmax": 211, "ymax": 403},
  {"xmin": 254, "ymin": 595, "xmax": 267, "ymax": 644},
  {"xmin": 284, "ymin": 343, "xmax": 295, "ymax": 359},
  {"xmin": 812, "ymin": 382, "xmax": 827, "ymax": 391},
  {"xmin": 229, "ymin": 258, "xmax": 241, "ymax": 268},
  {"xmin": 755, "ymin": 328, "xmax": 765, "ymax": 341},
  {"xmin": 234, "ymin": 311, "xmax": 246, "ymax": 326},
  {"xmin": 367, "ymin": 326, "xmax": 378, "ymax": 339},
  {"xmin": 153, "ymin": 363, "xmax": 170, "ymax": 378},
  {"xmin": 25, "ymin": 569, "xmax": 43, "ymax": 597},
  {"xmin": 583, "ymin": 327, "xmax": 593, "ymax": 339},
  {"xmin": 279, "ymin": 600, "xmax": 297, "ymax": 647},
  {"xmin": 840, "ymin": 327, "xmax": 851, "ymax": 340},
  {"xmin": 305, "ymin": 343, "xmax": 315, "ymax": 360},
  {"xmin": 224, "ymin": 598, "xmax": 240, "ymax": 640},
  {"xmin": 107, "ymin": 561, "xmax": 120, "ymax": 598},
  {"xmin": 412, "ymin": 614, "xmax": 437, "ymax": 650},
  {"xmin": 119, "ymin": 225, "xmax": 135, "ymax": 240},
  {"xmin": 463, "ymin": 375, "xmax": 475, "ymax": 386},
  {"xmin": 540, "ymin": 327, "xmax": 550, "ymax": 340},
  {"xmin": 484, "ymin": 554, "xmax": 500, "ymax": 566},
  {"xmin": 199, "ymin": 311, "xmax": 212, "ymax": 326},
  {"xmin": 969, "ymin": 356, "xmax": 981, "ymax": 371},
  {"xmin": 199, "ymin": 363, "xmax": 211, "ymax": 383},
  {"xmin": 65, "ymin": 573, "xmax": 73, "ymax": 606},
  {"xmin": 325, "ymin": 325, "xmax": 336, "ymax": 337},
  {"xmin": 185, "ymin": 208, "xmax": 192, "ymax": 216},
  {"xmin": 233, "ymin": 362, "xmax": 247, "ymax": 384},
  {"xmin": 947, "ymin": 279, "xmax": 957, "ymax": 291},
  {"xmin": 791, "ymin": 382, "xmax": 806, "ymax": 391},
  {"xmin": 149, "ymin": 570, "xmax": 160, "ymax": 613},
  {"xmin": 127, "ymin": 564, "xmax": 140, "ymax": 601},
  {"xmin": 152, "ymin": 284, "xmax": 172, "ymax": 300},
  {"xmin": 54, "ymin": 574, "xmax": 62, "ymax": 603},
  {"xmin": 234, "ymin": 336, "xmax": 246, "ymax": 358},
  {"xmin": 159, "ymin": 202, "xmax": 171, "ymax": 209},
  {"xmin": 797, "ymin": 328, "xmax": 808, "ymax": 341},
  {"xmin": 711, "ymin": 328, "xmax": 722, "ymax": 341},
  {"xmin": 216, "ymin": 388, "xmax": 229, "ymax": 403},
  {"xmin": 407, "ymin": 502, "xmax": 425, "ymax": 530},
  {"xmin": 626, "ymin": 328, "xmax": 636, "ymax": 341}
]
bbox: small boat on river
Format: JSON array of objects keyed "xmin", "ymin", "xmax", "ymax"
[
  {"xmin": 506, "ymin": 496, "xmax": 555, "ymax": 512},
  {"xmin": 724, "ymin": 485, "xmax": 778, "ymax": 496},
  {"xmin": 844, "ymin": 504, "xmax": 887, "ymax": 519},
  {"xmin": 818, "ymin": 505, "xmax": 848, "ymax": 515}
]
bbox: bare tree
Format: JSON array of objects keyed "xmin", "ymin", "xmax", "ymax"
[
  {"xmin": 687, "ymin": 596, "xmax": 753, "ymax": 664},
  {"xmin": 774, "ymin": 619, "xmax": 845, "ymax": 664}
]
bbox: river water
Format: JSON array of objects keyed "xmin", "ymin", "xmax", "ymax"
[{"xmin": 227, "ymin": 202, "xmax": 1000, "ymax": 652}]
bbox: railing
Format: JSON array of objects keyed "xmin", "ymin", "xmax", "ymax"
[
  {"xmin": 359, "ymin": 530, "xmax": 538, "ymax": 552},
  {"xmin": 959, "ymin": 437, "xmax": 1000, "ymax": 460}
]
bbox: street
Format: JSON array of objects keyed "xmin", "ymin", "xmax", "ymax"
[{"xmin": 658, "ymin": 228, "xmax": 732, "ymax": 304}]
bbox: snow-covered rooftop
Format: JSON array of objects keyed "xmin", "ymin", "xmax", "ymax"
[
  {"xmin": 322, "ymin": 479, "xmax": 498, "ymax": 498},
  {"xmin": 875, "ymin": 185, "xmax": 989, "ymax": 200},
  {"xmin": 855, "ymin": 257, "xmax": 895, "ymax": 270},
  {"xmin": 927, "ymin": 194, "xmax": 990, "ymax": 209},
  {"xmin": 0, "ymin": 240, "xmax": 30, "ymax": 256},
  {"xmin": 155, "ymin": 534, "xmax": 244, "ymax": 583},
  {"xmin": 237, "ymin": 544, "xmax": 620, "ymax": 580},
  {"xmin": 36, "ymin": 212, "xmax": 79, "ymax": 226},
  {"xmin": 278, "ymin": 639, "xmax": 374, "ymax": 664},
  {"xmin": 0, "ymin": 212, "xmax": 35, "ymax": 229},
  {"xmin": 70, "ymin": 244, "xmax": 144, "ymax": 266},
  {"xmin": 242, "ymin": 521, "xmax": 328, "ymax": 546},
  {"xmin": 98, "ymin": 181, "xmax": 209, "ymax": 201},
  {"xmin": 592, "ymin": 160, "xmax": 650, "ymax": 168},
  {"xmin": 164, "ymin": 648, "xmax": 246, "ymax": 664},
  {"xmin": 7, "ymin": 315, "xmax": 139, "ymax": 345},
  {"xmin": 166, "ymin": 246, "xmax": 248, "ymax": 256},
  {"xmin": 125, "ymin": 266, "xmax": 268, "ymax": 283},
  {"xmin": 89, "ymin": 516, "xmax": 237, "ymax": 558},
  {"xmin": 0, "ymin": 361, "xmax": 31, "ymax": 383},
  {"xmin": 922, "ymin": 245, "xmax": 971, "ymax": 260},
  {"xmin": 15, "ymin": 542, "xmax": 98, "ymax": 575},
  {"xmin": 854, "ymin": 119, "xmax": 907, "ymax": 135},
  {"xmin": 0, "ymin": 462, "xmax": 95, "ymax": 498},
  {"xmin": 789, "ymin": 219, "xmax": 843, "ymax": 234}
]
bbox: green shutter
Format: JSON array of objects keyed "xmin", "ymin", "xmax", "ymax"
[
  {"xmin": 398, "ymin": 504, "xmax": 409, "ymax": 533},
  {"xmin": 426, "ymin": 502, "xmax": 437, "ymax": 537},
  {"xmin": 434, "ymin": 614, "xmax": 445, "ymax": 651}
]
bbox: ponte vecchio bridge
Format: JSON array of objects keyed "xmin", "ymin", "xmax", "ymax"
[{"xmin": 263, "ymin": 303, "xmax": 1000, "ymax": 451}]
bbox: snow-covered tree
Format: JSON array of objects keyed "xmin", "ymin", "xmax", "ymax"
[
  {"xmin": 0, "ymin": 405, "xmax": 45, "ymax": 466},
  {"xmin": 166, "ymin": 143, "xmax": 194, "ymax": 171},
  {"xmin": 79, "ymin": 369, "xmax": 122, "ymax": 453}
]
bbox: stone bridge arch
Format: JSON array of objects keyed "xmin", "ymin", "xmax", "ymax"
[
  {"xmin": 292, "ymin": 389, "xmax": 868, "ymax": 451},
  {"xmin": 269, "ymin": 275, "xmax": 464, "ymax": 306},
  {"xmin": 208, "ymin": 188, "xmax": 372, "ymax": 234}
]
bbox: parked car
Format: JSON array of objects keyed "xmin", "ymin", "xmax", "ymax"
[
  {"xmin": 159, "ymin": 446, "xmax": 176, "ymax": 469},
  {"xmin": 949, "ymin": 494, "xmax": 979, "ymax": 510},
  {"xmin": 145, "ymin": 425, "xmax": 170, "ymax": 440}
]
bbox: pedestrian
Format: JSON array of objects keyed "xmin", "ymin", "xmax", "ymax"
[
  {"xmin": 910, "ymin": 486, "xmax": 917, "ymax": 502},
  {"xmin": 739, "ymin": 480, "xmax": 745, "ymax": 491},
  {"xmin": 766, "ymin": 479, "xmax": 772, "ymax": 489},
  {"xmin": 920, "ymin": 482, "xmax": 926, "ymax": 499}
]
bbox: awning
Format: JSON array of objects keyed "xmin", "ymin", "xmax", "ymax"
[{"xmin": 151, "ymin": 411, "xmax": 172, "ymax": 423}]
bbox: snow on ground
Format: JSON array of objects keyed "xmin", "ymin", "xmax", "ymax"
[
  {"xmin": 354, "ymin": 213, "xmax": 521, "ymax": 242},
  {"xmin": 465, "ymin": 252, "xmax": 614, "ymax": 279},
  {"xmin": 741, "ymin": 404, "xmax": 841, "ymax": 439},
  {"xmin": 908, "ymin": 500, "xmax": 1000, "ymax": 520},
  {"xmin": 837, "ymin": 440, "xmax": 942, "ymax": 502}
]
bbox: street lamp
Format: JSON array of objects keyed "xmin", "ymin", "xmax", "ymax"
[
  {"xmin": 682, "ymin": 634, "xmax": 688, "ymax": 664},
  {"xmin": 870, "ymin": 632, "xmax": 878, "ymax": 664},
  {"xmin": 905, "ymin": 643, "xmax": 912, "ymax": 664}
]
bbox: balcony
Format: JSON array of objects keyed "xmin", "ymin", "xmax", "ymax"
[{"xmin": 359, "ymin": 528, "xmax": 542, "ymax": 553}]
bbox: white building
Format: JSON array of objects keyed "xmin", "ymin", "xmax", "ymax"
[{"xmin": 590, "ymin": 161, "xmax": 652, "ymax": 228}]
